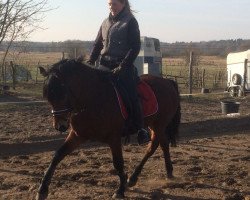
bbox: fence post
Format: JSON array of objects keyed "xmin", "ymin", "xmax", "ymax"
[
  {"xmin": 243, "ymin": 59, "xmax": 248, "ymax": 96},
  {"xmin": 3, "ymin": 62, "xmax": 6, "ymax": 85},
  {"xmin": 188, "ymin": 51, "xmax": 193, "ymax": 94},
  {"xmin": 62, "ymin": 52, "xmax": 65, "ymax": 60},
  {"xmin": 36, "ymin": 61, "xmax": 40, "ymax": 84},
  {"xmin": 213, "ymin": 73, "xmax": 217, "ymax": 88},
  {"xmin": 10, "ymin": 61, "xmax": 16, "ymax": 90},
  {"xmin": 74, "ymin": 48, "xmax": 77, "ymax": 59},
  {"xmin": 1, "ymin": 63, "xmax": 3, "ymax": 84},
  {"xmin": 26, "ymin": 62, "xmax": 30, "ymax": 82},
  {"xmin": 202, "ymin": 69, "xmax": 205, "ymax": 88}
]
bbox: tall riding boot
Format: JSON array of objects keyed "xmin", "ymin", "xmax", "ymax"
[
  {"xmin": 118, "ymin": 67, "xmax": 151, "ymax": 145},
  {"xmin": 132, "ymin": 99, "xmax": 151, "ymax": 145}
]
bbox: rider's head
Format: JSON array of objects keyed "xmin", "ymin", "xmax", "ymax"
[{"xmin": 108, "ymin": 0, "xmax": 132, "ymax": 16}]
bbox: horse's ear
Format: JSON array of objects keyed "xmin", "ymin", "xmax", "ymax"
[{"xmin": 39, "ymin": 67, "xmax": 48, "ymax": 77}]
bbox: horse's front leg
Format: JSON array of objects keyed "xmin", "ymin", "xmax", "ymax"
[
  {"xmin": 128, "ymin": 135, "xmax": 159, "ymax": 187},
  {"xmin": 109, "ymin": 140, "xmax": 127, "ymax": 199},
  {"xmin": 36, "ymin": 132, "xmax": 81, "ymax": 200}
]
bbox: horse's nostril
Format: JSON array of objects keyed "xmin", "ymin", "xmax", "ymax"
[{"xmin": 58, "ymin": 125, "xmax": 68, "ymax": 132}]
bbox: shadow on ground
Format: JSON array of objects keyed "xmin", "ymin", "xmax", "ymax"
[{"xmin": 0, "ymin": 115, "xmax": 249, "ymax": 157}]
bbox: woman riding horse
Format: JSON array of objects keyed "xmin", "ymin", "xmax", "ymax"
[
  {"xmin": 36, "ymin": 60, "xmax": 180, "ymax": 199},
  {"xmin": 87, "ymin": 0, "xmax": 151, "ymax": 145}
]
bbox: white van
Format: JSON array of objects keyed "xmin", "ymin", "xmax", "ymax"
[{"xmin": 227, "ymin": 50, "xmax": 250, "ymax": 96}]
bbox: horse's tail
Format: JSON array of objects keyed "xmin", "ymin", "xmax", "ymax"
[{"xmin": 165, "ymin": 80, "xmax": 181, "ymax": 147}]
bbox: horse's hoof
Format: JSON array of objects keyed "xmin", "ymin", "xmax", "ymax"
[
  {"xmin": 112, "ymin": 193, "xmax": 125, "ymax": 199},
  {"xmin": 166, "ymin": 174, "xmax": 174, "ymax": 179},
  {"xmin": 127, "ymin": 178, "xmax": 137, "ymax": 187},
  {"xmin": 35, "ymin": 192, "xmax": 48, "ymax": 200}
]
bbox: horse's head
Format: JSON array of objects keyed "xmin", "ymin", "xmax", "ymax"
[
  {"xmin": 39, "ymin": 59, "xmax": 110, "ymax": 132},
  {"xmin": 39, "ymin": 61, "xmax": 72, "ymax": 132}
]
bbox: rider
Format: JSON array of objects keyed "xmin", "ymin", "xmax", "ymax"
[{"xmin": 87, "ymin": 0, "xmax": 151, "ymax": 145}]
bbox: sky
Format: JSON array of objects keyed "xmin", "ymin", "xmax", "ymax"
[{"xmin": 30, "ymin": 0, "xmax": 250, "ymax": 43}]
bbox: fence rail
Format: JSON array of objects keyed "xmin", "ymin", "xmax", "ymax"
[{"xmin": 0, "ymin": 51, "xmax": 228, "ymax": 95}]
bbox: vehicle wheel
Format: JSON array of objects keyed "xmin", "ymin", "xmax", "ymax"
[{"xmin": 232, "ymin": 74, "xmax": 242, "ymax": 85}]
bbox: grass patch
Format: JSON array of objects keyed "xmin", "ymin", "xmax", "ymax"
[
  {"xmin": 12, "ymin": 82, "xmax": 44, "ymax": 98},
  {"xmin": 162, "ymin": 56, "xmax": 227, "ymax": 93},
  {"xmin": 0, "ymin": 102, "xmax": 47, "ymax": 111},
  {"xmin": 0, "ymin": 82, "xmax": 44, "ymax": 99}
]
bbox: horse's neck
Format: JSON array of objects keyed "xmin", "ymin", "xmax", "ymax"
[
  {"xmin": 81, "ymin": 67, "xmax": 107, "ymax": 89},
  {"xmin": 71, "ymin": 67, "xmax": 113, "ymax": 106}
]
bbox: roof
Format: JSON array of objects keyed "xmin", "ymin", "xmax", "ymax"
[{"xmin": 227, "ymin": 49, "xmax": 250, "ymax": 64}]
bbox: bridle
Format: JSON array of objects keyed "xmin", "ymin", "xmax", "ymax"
[
  {"xmin": 48, "ymin": 72, "xmax": 85, "ymax": 117},
  {"xmin": 51, "ymin": 108, "xmax": 72, "ymax": 117}
]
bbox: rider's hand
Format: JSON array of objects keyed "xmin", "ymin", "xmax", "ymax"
[
  {"xmin": 86, "ymin": 59, "xmax": 95, "ymax": 65},
  {"xmin": 112, "ymin": 66, "xmax": 122, "ymax": 75}
]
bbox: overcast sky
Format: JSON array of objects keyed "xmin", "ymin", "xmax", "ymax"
[{"xmin": 30, "ymin": 0, "xmax": 250, "ymax": 43}]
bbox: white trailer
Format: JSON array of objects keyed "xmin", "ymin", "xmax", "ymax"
[
  {"xmin": 134, "ymin": 37, "xmax": 162, "ymax": 76},
  {"xmin": 227, "ymin": 49, "xmax": 250, "ymax": 96}
]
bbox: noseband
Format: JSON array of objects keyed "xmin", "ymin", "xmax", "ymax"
[
  {"xmin": 48, "ymin": 67, "xmax": 85, "ymax": 117},
  {"xmin": 51, "ymin": 108, "xmax": 72, "ymax": 116}
]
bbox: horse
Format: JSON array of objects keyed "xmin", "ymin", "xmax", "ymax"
[{"xmin": 36, "ymin": 59, "xmax": 181, "ymax": 200}]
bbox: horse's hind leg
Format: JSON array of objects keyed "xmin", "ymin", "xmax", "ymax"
[
  {"xmin": 109, "ymin": 139, "xmax": 127, "ymax": 199},
  {"xmin": 36, "ymin": 131, "xmax": 82, "ymax": 200},
  {"xmin": 159, "ymin": 135, "xmax": 173, "ymax": 179},
  {"xmin": 128, "ymin": 133, "xmax": 159, "ymax": 187}
]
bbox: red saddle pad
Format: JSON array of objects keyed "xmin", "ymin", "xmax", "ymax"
[{"xmin": 114, "ymin": 80, "xmax": 158, "ymax": 119}]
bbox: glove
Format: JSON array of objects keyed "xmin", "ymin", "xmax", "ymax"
[
  {"xmin": 112, "ymin": 66, "xmax": 122, "ymax": 75},
  {"xmin": 86, "ymin": 59, "xmax": 95, "ymax": 65}
]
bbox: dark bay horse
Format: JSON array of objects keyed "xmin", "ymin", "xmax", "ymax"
[{"xmin": 36, "ymin": 59, "xmax": 181, "ymax": 200}]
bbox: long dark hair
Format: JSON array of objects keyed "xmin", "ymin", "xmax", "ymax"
[{"xmin": 118, "ymin": 0, "xmax": 133, "ymax": 13}]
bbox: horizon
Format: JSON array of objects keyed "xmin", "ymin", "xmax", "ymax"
[
  {"xmin": 28, "ymin": 0, "xmax": 250, "ymax": 43},
  {"xmin": 25, "ymin": 38, "xmax": 250, "ymax": 44}
]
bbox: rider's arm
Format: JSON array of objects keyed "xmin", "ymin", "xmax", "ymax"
[
  {"xmin": 120, "ymin": 18, "xmax": 141, "ymax": 68},
  {"xmin": 89, "ymin": 26, "xmax": 103, "ymax": 64}
]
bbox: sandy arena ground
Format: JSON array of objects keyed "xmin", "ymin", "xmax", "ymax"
[{"xmin": 0, "ymin": 93, "xmax": 249, "ymax": 200}]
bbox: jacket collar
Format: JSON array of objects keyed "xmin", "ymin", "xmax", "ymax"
[{"xmin": 109, "ymin": 8, "xmax": 130, "ymax": 22}]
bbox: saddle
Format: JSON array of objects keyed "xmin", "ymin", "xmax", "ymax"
[{"xmin": 113, "ymin": 80, "xmax": 158, "ymax": 120}]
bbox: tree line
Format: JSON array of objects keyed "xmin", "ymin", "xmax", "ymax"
[
  {"xmin": 1, "ymin": 39, "xmax": 250, "ymax": 58},
  {"xmin": 161, "ymin": 39, "xmax": 250, "ymax": 57}
]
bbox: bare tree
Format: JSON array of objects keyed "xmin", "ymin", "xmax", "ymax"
[{"xmin": 0, "ymin": 0, "xmax": 50, "ymax": 83}]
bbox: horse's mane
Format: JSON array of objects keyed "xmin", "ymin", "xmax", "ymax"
[
  {"xmin": 48, "ymin": 59, "xmax": 110, "ymax": 78},
  {"xmin": 43, "ymin": 59, "xmax": 112, "ymax": 101}
]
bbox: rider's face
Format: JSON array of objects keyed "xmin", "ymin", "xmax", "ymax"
[{"xmin": 108, "ymin": 0, "xmax": 125, "ymax": 16}]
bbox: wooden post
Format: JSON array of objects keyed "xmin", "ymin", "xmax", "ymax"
[
  {"xmin": 189, "ymin": 51, "xmax": 193, "ymax": 94},
  {"xmin": 10, "ymin": 61, "xmax": 16, "ymax": 90},
  {"xmin": 3, "ymin": 62, "xmax": 6, "ymax": 85},
  {"xmin": 62, "ymin": 52, "xmax": 65, "ymax": 60},
  {"xmin": 36, "ymin": 61, "xmax": 40, "ymax": 84},
  {"xmin": 214, "ymin": 74, "xmax": 217, "ymax": 88},
  {"xmin": 243, "ymin": 59, "xmax": 248, "ymax": 96},
  {"xmin": 1, "ymin": 63, "xmax": 4, "ymax": 85},
  {"xmin": 26, "ymin": 63, "xmax": 29, "ymax": 82},
  {"xmin": 74, "ymin": 48, "xmax": 77, "ymax": 59},
  {"xmin": 202, "ymin": 69, "xmax": 205, "ymax": 88}
]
